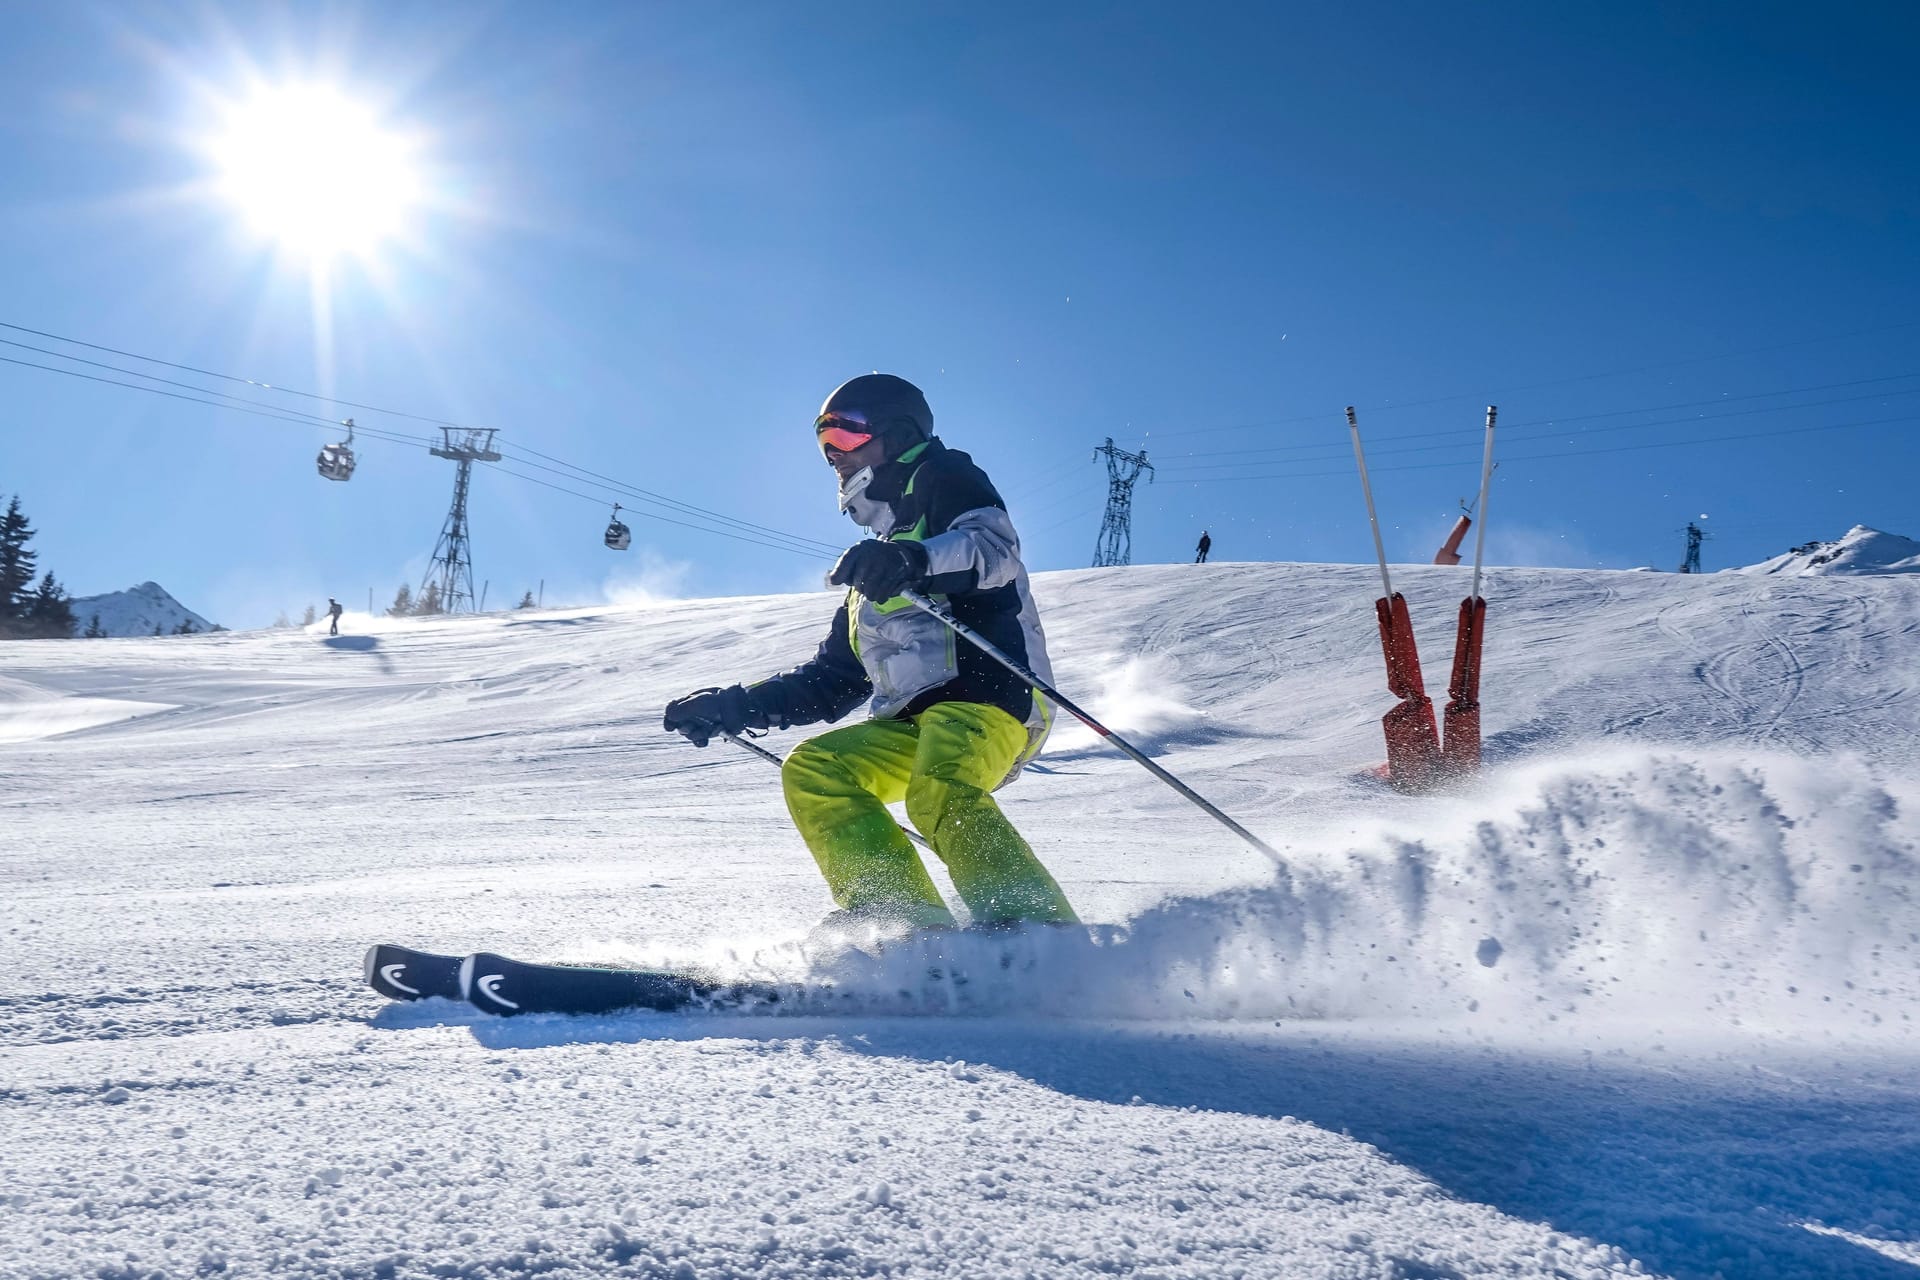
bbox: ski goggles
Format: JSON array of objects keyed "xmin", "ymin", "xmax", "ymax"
[{"xmin": 814, "ymin": 411, "xmax": 875, "ymax": 456}]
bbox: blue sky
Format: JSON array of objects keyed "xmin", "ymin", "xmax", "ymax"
[{"xmin": 2, "ymin": 1, "xmax": 1915, "ymax": 628}]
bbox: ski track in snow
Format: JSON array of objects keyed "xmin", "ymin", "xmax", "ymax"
[{"xmin": 3, "ymin": 562, "xmax": 1919, "ymax": 1279}]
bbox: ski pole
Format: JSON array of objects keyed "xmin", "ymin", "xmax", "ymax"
[
  {"xmin": 721, "ymin": 731, "xmax": 937, "ymax": 854},
  {"xmin": 1347, "ymin": 407, "xmax": 1442, "ymax": 792},
  {"xmin": 900, "ymin": 590, "xmax": 1285, "ymax": 865}
]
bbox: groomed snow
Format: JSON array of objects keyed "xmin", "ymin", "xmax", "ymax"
[
  {"xmin": 0, "ymin": 674, "xmax": 174, "ymax": 745},
  {"xmin": 3, "ymin": 561, "xmax": 1918, "ymax": 1279}
]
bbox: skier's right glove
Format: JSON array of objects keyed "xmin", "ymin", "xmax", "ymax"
[{"xmin": 662, "ymin": 685, "xmax": 767, "ymax": 748}]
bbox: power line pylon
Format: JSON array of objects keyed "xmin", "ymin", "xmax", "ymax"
[
  {"xmin": 1091, "ymin": 438, "xmax": 1153, "ymax": 568},
  {"xmin": 1678, "ymin": 521, "xmax": 1708, "ymax": 574},
  {"xmin": 421, "ymin": 427, "xmax": 502, "ymax": 613}
]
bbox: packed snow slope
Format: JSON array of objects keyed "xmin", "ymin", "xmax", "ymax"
[{"xmin": 4, "ymin": 561, "xmax": 1919, "ymax": 1280}]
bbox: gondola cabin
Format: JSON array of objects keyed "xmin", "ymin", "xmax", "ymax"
[
  {"xmin": 605, "ymin": 503, "xmax": 632, "ymax": 551},
  {"xmin": 316, "ymin": 442, "xmax": 356, "ymax": 481},
  {"xmin": 317, "ymin": 420, "xmax": 357, "ymax": 482}
]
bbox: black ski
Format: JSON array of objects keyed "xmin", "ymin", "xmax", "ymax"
[
  {"xmin": 364, "ymin": 943, "xmax": 466, "ymax": 1002},
  {"xmin": 459, "ymin": 951, "xmax": 785, "ymax": 1016}
]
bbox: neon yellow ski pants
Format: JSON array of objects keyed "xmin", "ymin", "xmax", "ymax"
[{"xmin": 781, "ymin": 702, "xmax": 1077, "ymax": 928}]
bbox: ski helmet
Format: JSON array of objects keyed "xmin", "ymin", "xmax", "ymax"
[{"xmin": 816, "ymin": 374, "xmax": 933, "ymax": 459}]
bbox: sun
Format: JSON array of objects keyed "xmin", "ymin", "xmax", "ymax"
[{"xmin": 208, "ymin": 82, "xmax": 424, "ymax": 263}]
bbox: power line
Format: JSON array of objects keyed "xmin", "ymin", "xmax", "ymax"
[
  {"xmin": 0, "ymin": 353, "xmax": 427, "ymax": 447},
  {"xmin": 1001, "ymin": 448, "xmax": 1099, "ymax": 502},
  {"xmin": 1027, "ymin": 502, "xmax": 1107, "ymax": 540},
  {"xmin": 0, "ymin": 328, "xmax": 842, "ymax": 559},
  {"xmin": 494, "ymin": 465, "xmax": 835, "ymax": 560},
  {"xmin": 0, "ymin": 319, "xmax": 470, "ymax": 430},
  {"xmin": 0, "ymin": 336, "xmax": 438, "ymax": 445},
  {"xmin": 1157, "ymin": 382, "xmax": 1920, "ymax": 475},
  {"xmin": 8, "ymin": 314, "xmax": 1912, "ymax": 562},
  {"xmin": 1016, "ymin": 481, "xmax": 1108, "ymax": 525},
  {"xmin": 2, "ymin": 345, "xmax": 844, "ymax": 560},
  {"xmin": 1161, "ymin": 413, "xmax": 1918, "ymax": 485},
  {"xmin": 495, "ymin": 442, "xmax": 841, "ymax": 556},
  {"xmin": 1149, "ymin": 317, "xmax": 1920, "ymax": 441},
  {"xmin": 14, "ymin": 310, "xmax": 1918, "ymax": 464},
  {"xmin": 1158, "ymin": 371, "xmax": 1920, "ymax": 467}
]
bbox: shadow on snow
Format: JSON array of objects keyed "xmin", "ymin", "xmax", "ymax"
[{"xmin": 440, "ymin": 1011, "xmax": 1920, "ymax": 1280}]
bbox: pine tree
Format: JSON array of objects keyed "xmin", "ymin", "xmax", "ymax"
[
  {"xmin": 518, "ymin": 590, "xmax": 536, "ymax": 609},
  {"xmin": 23, "ymin": 572, "xmax": 76, "ymax": 639},
  {"xmin": 273, "ymin": 612, "xmax": 291, "ymax": 629},
  {"xmin": 0, "ymin": 496, "xmax": 38, "ymax": 626},
  {"xmin": 415, "ymin": 583, "xmax": 443, "ymax": 615},
  {"xmin": 388, "ymin": 584, "xmax": 413, "ymax": 616},
  {"xmin": 302, "ymin": 604, "xmax": 317, "ymax": 626},
  {"xmin": 84, "ymin": 614, "xmax": 106, "ymax": 638}
]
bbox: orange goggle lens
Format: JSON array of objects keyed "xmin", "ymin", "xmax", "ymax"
[{"xmin": 815, "ymin": 416, "xmax": 874, "ymax": 455}]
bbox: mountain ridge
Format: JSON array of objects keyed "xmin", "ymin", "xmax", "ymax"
[{"xmin": 68, "ymin": 580, "xmax": 218, "ymax": 636}]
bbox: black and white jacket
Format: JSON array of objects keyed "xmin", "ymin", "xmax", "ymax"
[{"xmin": 748, "ymin": 438, "xmax": 1054, "ymax": 780}]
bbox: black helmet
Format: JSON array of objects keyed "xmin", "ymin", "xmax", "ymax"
[{"xmin": 817, "ymin": 374, "xmax": 933, "ymax": 459}]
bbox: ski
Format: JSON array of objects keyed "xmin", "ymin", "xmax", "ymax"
[
  {"xmin": 363, "ymin": 943, "xmax": 466, "ymax": 1002},
  {"xmin": 459, "ymin": 951, "xmax": 785, "ymax": 1016}
]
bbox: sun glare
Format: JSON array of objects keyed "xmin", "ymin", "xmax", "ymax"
[{"xmin": 209, "ymin": 83, "xmax": 424, "ymax": 262}]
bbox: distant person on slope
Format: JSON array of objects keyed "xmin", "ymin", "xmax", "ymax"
[
  {"xmin": 1195, "ymin": 530, "xmax": 1212, "ymax": 563},
  {"xmin": 662, "ymin": 374, "xmax": 1076, "ymax": 931},
  {"xmin": 326, "ymin": 598, "xmax": 344, "ymax": 636}
]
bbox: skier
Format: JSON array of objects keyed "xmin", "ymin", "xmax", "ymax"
[
  {"xmin": 1195, "ymin": 530, "xmax": 1211, "ymax": 563},
  {"xmin": 662, "ymin": 374, "xmax": 1077, "ymax": 931},
  {"xmin": 326, "ymin": 597, "xmax": 344, "ymax": 636}
]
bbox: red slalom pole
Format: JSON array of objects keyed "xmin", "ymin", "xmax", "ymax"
[
  {"xmin": 1347, "ymin": 407, "xmax": 1442, "ymax": 793},
  {"xmin": 1441, "ymin": 596, "xmax": 1486, "ymax": 775},
  {"xmin": 1441, "ymin": 406, "xmax": 1498, "ymax": 777}
]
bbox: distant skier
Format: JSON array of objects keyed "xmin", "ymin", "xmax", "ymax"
[
  {"xmin": 663, "ymin": 374, "xmax": 1076, "ymax": 931},
  {"xmin": 326, "ymin": 598, "xmax": 343, "ymax": 636},
  {"xmin": 1195, "ymin": 530, "xmax": 1212, "ymax": 563}
]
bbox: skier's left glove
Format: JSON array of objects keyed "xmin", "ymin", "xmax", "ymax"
[
  {"xmin": 662, "ymin": 685, "xmax": 767, "ymax": 748},
  {"xmin": 828, "ymin": 539, "xmax": 930, "ymax": 601}
]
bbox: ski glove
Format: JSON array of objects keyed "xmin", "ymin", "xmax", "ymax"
[
  {"xmin": 829, "ymin": 539, "xmax": 930, "ymax": 602},
  {"xmin": 662, "ymin": 685, "xmax": 767, "ymax": 748}
]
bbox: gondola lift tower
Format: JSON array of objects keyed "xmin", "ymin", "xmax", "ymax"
[{"xmin": 420, "ymin": 427, "xmax": 501, "ymax": 613}]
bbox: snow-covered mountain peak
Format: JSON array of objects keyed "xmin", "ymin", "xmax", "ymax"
[
  {"xmin": 67, "ymin": 580, "xmax": 218, "ymax": 636},
  {"xmin": 1732, "ymin": 524, "xmax": 1920, "ymax": 576}
]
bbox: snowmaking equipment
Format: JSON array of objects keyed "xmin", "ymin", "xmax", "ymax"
[
  {"xmin": 1347, "ymin": 407, "xmax": 1444, "ymax": 793},
  {"xmin": 1433, "ymin": 511, "xmax": 1471, "ymax": 565}
]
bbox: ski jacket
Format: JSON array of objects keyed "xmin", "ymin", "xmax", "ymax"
[{"xmin": 748, "ymin": 439, "xmax": 1054, "ymax": 783}]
